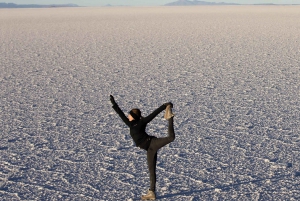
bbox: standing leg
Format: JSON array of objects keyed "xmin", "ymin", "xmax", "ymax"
[
  {"xmin": 144, "ymin": 117, "xmax": 175, "ymax": 196},
  {"xmin": 142, "ymin": 149, "xmax": 157, "ymax": 200},
  {"xmin": 147, "ymin": 150, "xmax": 157, "ymax": 192}
]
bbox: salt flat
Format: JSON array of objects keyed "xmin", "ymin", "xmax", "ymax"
[{"xmin": 1, "ymin": 6, "xmax": 300, "ymax": 200}]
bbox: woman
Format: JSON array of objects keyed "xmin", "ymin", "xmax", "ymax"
[{"xmin": 110, "ymin": 95, "xmax": 175, "ymax": 200}]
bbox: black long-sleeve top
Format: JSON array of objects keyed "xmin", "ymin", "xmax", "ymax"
[{"xmin": 112, "ymin": 103, "xmax": 166, "ymax": 147}]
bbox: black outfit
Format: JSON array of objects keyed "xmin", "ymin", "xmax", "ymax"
[{"xmin": 112, "ymin": 103, "xmax": 175, "ymax": 192}]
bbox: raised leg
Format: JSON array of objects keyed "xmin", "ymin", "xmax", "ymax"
[{"xmin": 149, "ymin": 117, "xmax": 175, "ymax": 151}]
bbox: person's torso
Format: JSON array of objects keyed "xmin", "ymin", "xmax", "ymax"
[{"xmin": 129, "ymin": 119, "xmax": 149, "ymax": 146}]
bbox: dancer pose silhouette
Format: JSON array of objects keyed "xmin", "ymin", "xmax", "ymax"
[{"xmin": 110, "ymin": 95, "xmax": 175, "ymax": 200}]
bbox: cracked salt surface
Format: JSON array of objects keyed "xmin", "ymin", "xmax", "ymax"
[{"xmin": 1, "ymin": 6, "xmax": 300, "ymax": 200}]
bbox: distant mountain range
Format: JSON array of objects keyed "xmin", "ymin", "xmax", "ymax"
[
  {"xmin": 165, "ymin": 0, "xmax": 239, "ymax": 6},
  {"xmin": 164, "ymin": 0, "xmax": 300, "ymax": 6},
  {"xmin": 0, "ymin": 2, "xmax": 79, "ymax": 8}
]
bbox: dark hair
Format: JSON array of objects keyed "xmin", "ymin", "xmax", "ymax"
[{"xmin": 130, "ymin": 108, "xmax": 142, "ymax": 120}]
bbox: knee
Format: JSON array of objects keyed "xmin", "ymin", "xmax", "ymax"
[{"xmin": 170, "ymin": 135, "xmax": 175, "ymax": 142}]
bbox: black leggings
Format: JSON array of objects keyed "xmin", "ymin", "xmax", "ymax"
[{"xmin": 147, "ymin": 117, "xmax": 175, "ymax": 192}]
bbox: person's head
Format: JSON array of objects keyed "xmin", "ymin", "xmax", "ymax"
[{"xmin": 128, "ymin": 108, "xmax": 141, "ymax": 121}]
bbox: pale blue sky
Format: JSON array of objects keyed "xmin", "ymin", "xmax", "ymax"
[{"xmin": 4, "ymin": 0, "xmax": 300, "ymax": 6}]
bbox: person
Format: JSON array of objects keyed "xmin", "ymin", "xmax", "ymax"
[{"xmin": 109, "ymin": 95, "xmax": 175, "ymax": 200}]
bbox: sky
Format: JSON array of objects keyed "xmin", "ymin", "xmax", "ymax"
[{"xmin": 3, "ymin": 0, "xmax": 300, "ymax": 6}]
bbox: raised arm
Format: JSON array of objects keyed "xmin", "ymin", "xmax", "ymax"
[{"xmin": 110, "ymin": 95, "xmax": 131, "ymax": 127}]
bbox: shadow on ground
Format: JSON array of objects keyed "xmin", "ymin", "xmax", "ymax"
[{"xmin": 159, "ymin": 173, "xmax": 293, "ymax": 199}]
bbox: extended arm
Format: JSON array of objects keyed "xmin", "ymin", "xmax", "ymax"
[
  {"xmin": 110, "ymin": 95, "xmax": 131, "ymax": 127},
  {"xmin": 143, "ymin": 102, "xmax": 172, "ymax": 123}
]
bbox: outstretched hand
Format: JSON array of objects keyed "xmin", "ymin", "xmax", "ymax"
[
  {"xmin": 164, "ymin": 102, "xmax": 173, "ymax": 108},
  {"xmin": 110, "ymin": 95, "xmax": 116, "ymax": 105}
]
